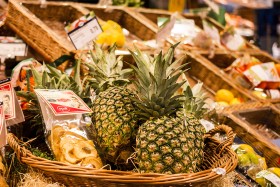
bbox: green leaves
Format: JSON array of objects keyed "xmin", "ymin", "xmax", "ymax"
[
  {"xmin": 182, "ymin": 83, "xmax": 208, "ymax": 119},
  {"xmin": 85, "ymin": 42, "xmax": 133, "ymax": 92},
  {"xmin": 129, "ymin": 44, "xmax": 186, "ymax": 120}
]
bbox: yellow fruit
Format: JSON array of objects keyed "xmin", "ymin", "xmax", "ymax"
[
  {"xmin": 255, "ymin": 177, "xmax": 267, "ymax": 187},
  {"xmin": 252, "ymin": 90, "xmax": 267, "ymax": 99},
  {"xmin": 215, "ymin": 89, "xmax": 234, "ymax": 103},
  {"xmin": 238, "ymin": 144, "xmax": 255, "ymax": 153},
  {"xmin": 237, "ymin": 153, "xmax": 251, "ymax": 167},
  {"xmin": 96, "ymin": 32, "xmax": 111, "ymax": 45},
  {"xmin": 111, "ymin": 31, "xmax": 125, "ymax": 47},
  {"xmin": 259, "ymin": 157, "xmax": 268, "ymax": 170},
  {"xmin": 101, "ymin": 22, "xmax": 111, "ymax": 32},
  {"xmin": 107, "ymin": 20, "xmax": 123, "ymax": 32},
  {"xmin": 268, "ymin": 167, "xmax": 280, "ymax": 177},
  {"xmin": 216, "ymin": 101, "xmax": 229, "ymax": 107},
  {"xmin": 229, "ymin": 98, "xmax": 242, "ymax": 105},
  {"xmin": 247, "ymin": 152, "xmax": 260, "ymax": 164}
]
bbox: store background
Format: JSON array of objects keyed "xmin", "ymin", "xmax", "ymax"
[{"xmin": 0, "ymin": 0, "xmax": 280, "ymax": 79}]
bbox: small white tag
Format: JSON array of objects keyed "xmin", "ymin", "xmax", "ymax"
[
  {"xmin": 0, "ymin": 43, "xmax": 27, "ymax": 58},
  {"xmin": 257, "ymin": 170, "xmax": 280, "ymax": 186},
  {"xmin": 231, "ymin": 144, "xmax": 240, "ymax": 151},
  {"xmin": 223, "ymin": 33, "xmax": 245, "ymax": 51},
  {"xmin": 268, "ymin": 89, "xmax": 280, "ymax": 99},
  {"xmin": 156, "ymin": 13, "xmax": 177, "ymax": 44},
  {"xmin": 199, "ymin": 119, "xmax": 215, "ymax": 132},
  {"xmin": 203, "ymin": 20, "xmax": 220, "ymax": 44},
  {"xmin": 171, "ymin": 19, "xmax": 197, "ymax": 38},
  {"xmin": 212, "ymin": 168, "xmax": 226, "ymax": 175},
  {"xmin": 66, "ymin": 12, "xmax": 102, "ymax": 50}
]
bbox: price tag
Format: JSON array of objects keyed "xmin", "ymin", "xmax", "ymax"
[
  {"xmin": 231, "ymin": 144, "xmax": 240, "ymax": 151},
  {"xmin": 203, "ymin": 20, "xmax": 220, "ymax": 44},
  {"xmin": 0, "ymin": 78, "xmax": 25, "ymax": 126},
  {"xmin": 171, "ymin": 19, "xmax": 197, "ymax": 38},
  {"xmin": 0, "ymin": 79, "xmax": 16, "ymax": 120},
  {"xmin": 65, "ymin": 11, "xmax": 102, "ymax": 50},
  {"xmin": 0, "ymin": 43, "xmax": 27, "ymax": 57},
  {"xmin": 257, "ymin": 170, "xmax": 280, "ymax": 186},
  {"xmin": 0, "ymin": 102, "xmax": 7, "ymax": 148},
  {"xmin": 199, "ymin": 119, "xmax": 215, "ymax": 132},
  {"xmin": 35, "ymin": 89, "xmax": 92, "ymax": 116},
  {"xmin": 156, "ymin": 14, "xmax": 177, "ymax": 44}
]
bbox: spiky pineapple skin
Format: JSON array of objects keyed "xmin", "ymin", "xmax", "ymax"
[
  {"xmin": 137, "ymin": 116, "xmax": 202, "ymax": 174},
  {"xmin": 92, "ymin": 86, "xmax": 137, "ymax": 163},
  {"xmin": 183, "ymin": 113, "xmax": 205, "ymax": 167}
]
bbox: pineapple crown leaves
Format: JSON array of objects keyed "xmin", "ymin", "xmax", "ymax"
[
  {"xmin": 85, "ymin": 42, "xmax": 133, "ymax": 93},
  {"xmin": 182, "ymin": 82, "xmax": 208, "ymax": 119},
  {"xmin": 129, "ymin": 43, "xmax": 189, "ymax": 120},
  {"xmin": 30, "ymin": 59, "xmax": 91, "ymax": 99}
]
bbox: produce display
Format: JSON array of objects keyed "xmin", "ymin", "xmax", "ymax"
[{"xmin": 2, "ymin": 2, "xmax": 280, "ymax": 187}]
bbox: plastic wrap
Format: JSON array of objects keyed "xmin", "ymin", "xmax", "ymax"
[{"xmin": 35, "ymin": 89, "xmax": 102, "ymax": 168}]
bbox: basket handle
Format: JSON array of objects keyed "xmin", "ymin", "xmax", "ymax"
[
  {"xmin": 7, "ymin": 133, "xmax": 31, "ymax": 162},
  {"xmin": 204, "ymin": 124, "xmax": 235, "ymax": 155}
]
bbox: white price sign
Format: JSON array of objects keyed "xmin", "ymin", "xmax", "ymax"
[
  {"xmin": 68, "ymin": 18, "xmax": 102, "ymax": 50},
  {"xmin": 0, "ymin": 43, "xmax": 27, "ymax": 57}
]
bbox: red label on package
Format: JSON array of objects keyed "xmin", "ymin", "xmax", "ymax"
[
  {"xmin": 0, "ymin": 103, "xmax": 7, "ymax": 148},
  {"xmin": 35, "ymin": 89, "xmax": 92, "ymax": 115},
  {"xmin": 243, "ymin": 62, "xmax": 280, "ymax": 86},
  {"xmin": 0, "ymin": 79, "xmax": 15, "ymax": 120}
]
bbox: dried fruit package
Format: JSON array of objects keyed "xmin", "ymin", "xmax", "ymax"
[{"xmin": 35, "ymin": 89, "xmax": 103, "ymax": 169}]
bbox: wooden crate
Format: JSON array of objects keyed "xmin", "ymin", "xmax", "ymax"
[
  {"xmin": 196, "ymin": 50, "xmax": 280, "ymax": 103},
  {"xmin": 0, "ymin": 24, "xmax": 45, "ymax": 76},
  {"xmin": 133, "ymin": 7, "xmax": 259, "ymax": 53},
  {"xmin": 225, "ymin": 103, "xmax": 280, "ymax": 167},
  {"xmin": 75, "ymin": 3, "xmax": 158, "ymax": 41},
  {"xmin": 6, "ymin": 0, "xmax": 90, "ymax": 63},
  {"xmin": 184, "ymin": 51, "xmax": 257, "ymax": 102}
]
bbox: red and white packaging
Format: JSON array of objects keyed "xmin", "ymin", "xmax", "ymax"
[
  {"xmin": 34, "ymin": 89, "xmax": 102, "ymax": 168},
  {"xmin": 0, "ymin": 103, "xmax": 7, "ymax": 148},
  {"xmin": 0, "ymin": 78, "xmax": 24, "ymax": 126},
  {"xmin": 243, "ymin": 62, "xmax": 280, "ymax": 87}
]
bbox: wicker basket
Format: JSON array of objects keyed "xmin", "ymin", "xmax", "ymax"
[
  {"xmin": 7, "ymin": 125, "xmax": 237, "ymax": 187},
  {"xmin": 225, "ymin": 104, "xmax": 280, "ymax": 167},
  {"xmin": 195, "ymin": 50, "xmax": 280, "ymax": 103},
  {"xmin": 6, "ymin": 0, "xmax": 89, "ymax": 63}
]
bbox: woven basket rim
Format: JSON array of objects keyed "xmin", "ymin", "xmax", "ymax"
[{"xmin": 7, "ymin": 125, "xmax": 237, "ymax": 185}]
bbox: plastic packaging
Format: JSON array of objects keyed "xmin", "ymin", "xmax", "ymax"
[{"xmin": 35, "ymin": 89, "xmax": 102, "ymax": 168}]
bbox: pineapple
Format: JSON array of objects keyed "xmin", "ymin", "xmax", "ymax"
[
  {"xmin": 130, "ymin": 44, "xmax": 206, "ymax": 174},
  {"xmin": 178, "ymin": 83, "xmax": 208, "ymax": 169},
  {"xmin": 85, "ymin": 43, "xmax": 137, "ymax": 165}
]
